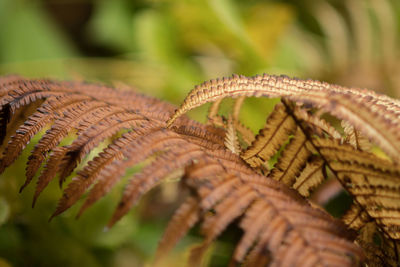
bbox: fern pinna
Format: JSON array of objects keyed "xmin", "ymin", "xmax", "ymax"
[{"xmin": 1, "ymin": 74, "xmax": 399, "ymax": 266}]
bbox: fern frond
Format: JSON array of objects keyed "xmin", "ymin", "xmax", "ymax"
[
  {"xmin": 355, "ymin": 222, "xmax": 400, "ymax": 267},
  {"xmin": 56, "ymin": 111, "xmax": 148, "ymax": 185},
  {"xmin": 270, "ymin": 128, "xmax": 311, "ymax": 185},
  {"xmin": 234, "ymin": 120, "xmax": 255, "ymax": 146},
  {"xmin": 224, "ymin": 116, "xmax": 240, "ymax": 155},
  {"xmin": 71, "ymin": 127, "xmax": 229, "ymax": 221},
  {"xmin": 314, "ymin": 138, "xmax": 400, "ymax": 239},
  {"xmin": 3, "ymin": 76, "xmax": 390, "ymax": 266},
  {"xmin": 32, "ymin": 147, "xmax": 67, "ymax": 207},
  {"xmin": 51, "ymin": 125, "xmax": 158, "ymax": 217},
  {"xmin": 155, "ymin": 196, "xmax": 200, "ymax": 262},
  {"xmin": 0, "ymin": 95, "xmax": 90, "ymax": 174},
  {"xmin": 108, "ymin": 145, "xmax": 205, "ymax": 227},
  {"xmin": 241, "ymin": 103, "xmax": 297, "ymax": 168},
  {"xmin": 294, "ymin": 107, "xmax": 341, "ymax": 139},
  {"xmin": 184, "ymin": 167, "xmax": 363, "ymax": 266},
  {"xmin": 342, "ymin": 203, "xmax": 372, "ymax": 231},
  {"xmin": 167, "ymin": 74, "xmax": 400, "ymax": 164},
  {"xmin": 342, "ymin": 120, "xmax": 372, "ymax": 151},
  {"xmin": 292, "ymin": 157, "xmax": 326, "ymax": 197},
  {"xmin": 24, "ymin": 101, "xmax": 111, "ymax": 190}
]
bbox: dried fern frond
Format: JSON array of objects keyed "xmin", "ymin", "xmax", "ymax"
[
  {"xmin": 223, "ymin": 116, "xmax": 241, "ymax": 155},
  {"xmin": 164, "ymin": 73, "xmax": 400, "ymax": 265},
  {"xmin": 341, "ymin": 120, "xmax": 372, "ymax": 151},
  {"xmin": 6, "ymin": 74, "xmax": 400, "ymax": 266},
  {"xmin": 292, "ymin": 156, "xmax": 326, "ymax": 197},
  {"xmin": 269, "ymin": 127, "xmax": 311, "ymax": 185},
  {"xmin": 182, "ymin": 159, "xmax": 362, "ymax": 266},
  {"xmin": 166, "ymin": 74, "xmax": 400, "ymax": 164},
  {"xmin": 241, "ymin": 102, "xmax": 297, "ymax": 168}
]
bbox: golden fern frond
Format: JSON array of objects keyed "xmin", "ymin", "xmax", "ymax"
[
  {"xmin": 292, "ymin": 156, "xmax": 326, "ymax": 197},
  {"xmin": 355, "ymin": 222, "xmax": 400, "ymax": 267},
  {"xmin": 342, "ymin": 203, "xmax": 372, "ymax": 231},
  {"xmin": 342, "ymin": 120, "xmax": 372, "ymax": 151},
  {"xmin": 166, "ymin": 74, "xmax": 400, "ymax": 164},
  {"xmin": 313, "ymin": 138, "xmax": 400, "ymax": 240},
  {"xmin": 270, "ymin": 127, "xmax": 311, "ymax": 185},
  {"xmin": 163, "ymin": 73, "xmax": 400, "ymax": 265},
  {"xmin": 224, "ymin": 116, "xmax": 241, "ymax": 155},
  {"xmin": 234, "ymin": 120, "xmax": 255, "ymax": 146},
  {"xmin": 241, "ymin": 102, "xmax": 297, "ymax": 168},
  {"xmin": 240, "ymin": 102, "xmax": 329, "ymax": 196},
  {"xmin": 293, "ymin": 107, "xmax": 342, "ymax": 139}
]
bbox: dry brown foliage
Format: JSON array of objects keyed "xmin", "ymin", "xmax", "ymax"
[{"xmin": 1, "ymin": 74, "xmax": 400, "ymax": 266}]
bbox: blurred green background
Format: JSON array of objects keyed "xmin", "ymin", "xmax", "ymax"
[{"xmin": 0, "ymin": 0, "xmax": 399, "ymax": 266}]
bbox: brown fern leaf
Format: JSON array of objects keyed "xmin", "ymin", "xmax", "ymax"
[
  {"xmin": 155, "ymin": 196, "xmax": 200, "ymax": 262},
  {"xmin": 171, "ymin": 123, "xmax": 226, "ymax": 148},
  {"xmin": 32, "ymin": 147, "xmax": 67, "ymax": 207},
  {"xmin": 342, "ymin": 203, "xmax": 373, "ymax": 231},
  {"xmin": 0, "ymin": 77, "xmax": 171, "ymax": 113},
  {"xmin": 293, "ymin": 107, "xmax": 341, "ymax": 139},
  {"xmin": 355, "ymin": 222, "xmax": 400, "ymax": 267},
  {"xmin": 241, "ymin": 103, "xmax": 297, "ymax": 168},
  {"xmin": 234, "ymin": 120, "xmax": 255, "ymax": 146},
  {"xmin": 183, "ymin": 162, "xmax": 363, "ymax": 266},
  {"xmin": 0, "ymin": 95, "xmax": 89, "ymax": 185},
  {"xmin": 224, "ymin": 116, "xmax": 240, "ymax": 155},
  {"xmin": 52, "ymin": 126, "xmax": 157, "ymax": 217},
  {"xmin": 314, "ymin": 138, "xmax": 400, "ymax": 239},
  {"xmin": 34, "ymin": 110, "xmax": 148, "ymax": 203},
  {"xmin": 56, "ymin": 111, "xmax": 149, "ymax": 185},
  {"xmin": 66, "ymin": 126, "xmax": 229, "ymax": 220},
  {"xmin": 270, "ymin": 127, "xmax": 312, "ymax": 186},
  {"xmin": 292, "ymin": 157, "xmax": 326, "ymax": 197},
  {"xmin": 108, "ymin": 145, "xmax": 205, "ymax": 227},
  {"xmin": 342, "ymin": 120, "xmax": 372, "ymax": 151},
  {"xmin": 74, "ymin": 129, "xmax": 190, "ymax": 218},
  {"xmin": 0, "ymin": 76, "xmax": 374, "ymax": 266},
  {"xmin": 23, "ymin": 101, "xmax": 111, "ymax": 190},
  {"xmin": 192, "ymin": 183, "xmax": 258, "ymax": 262},
  {"xmin": 167, "ymin": 74, "xmax": 400, "ymax": 164}
]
